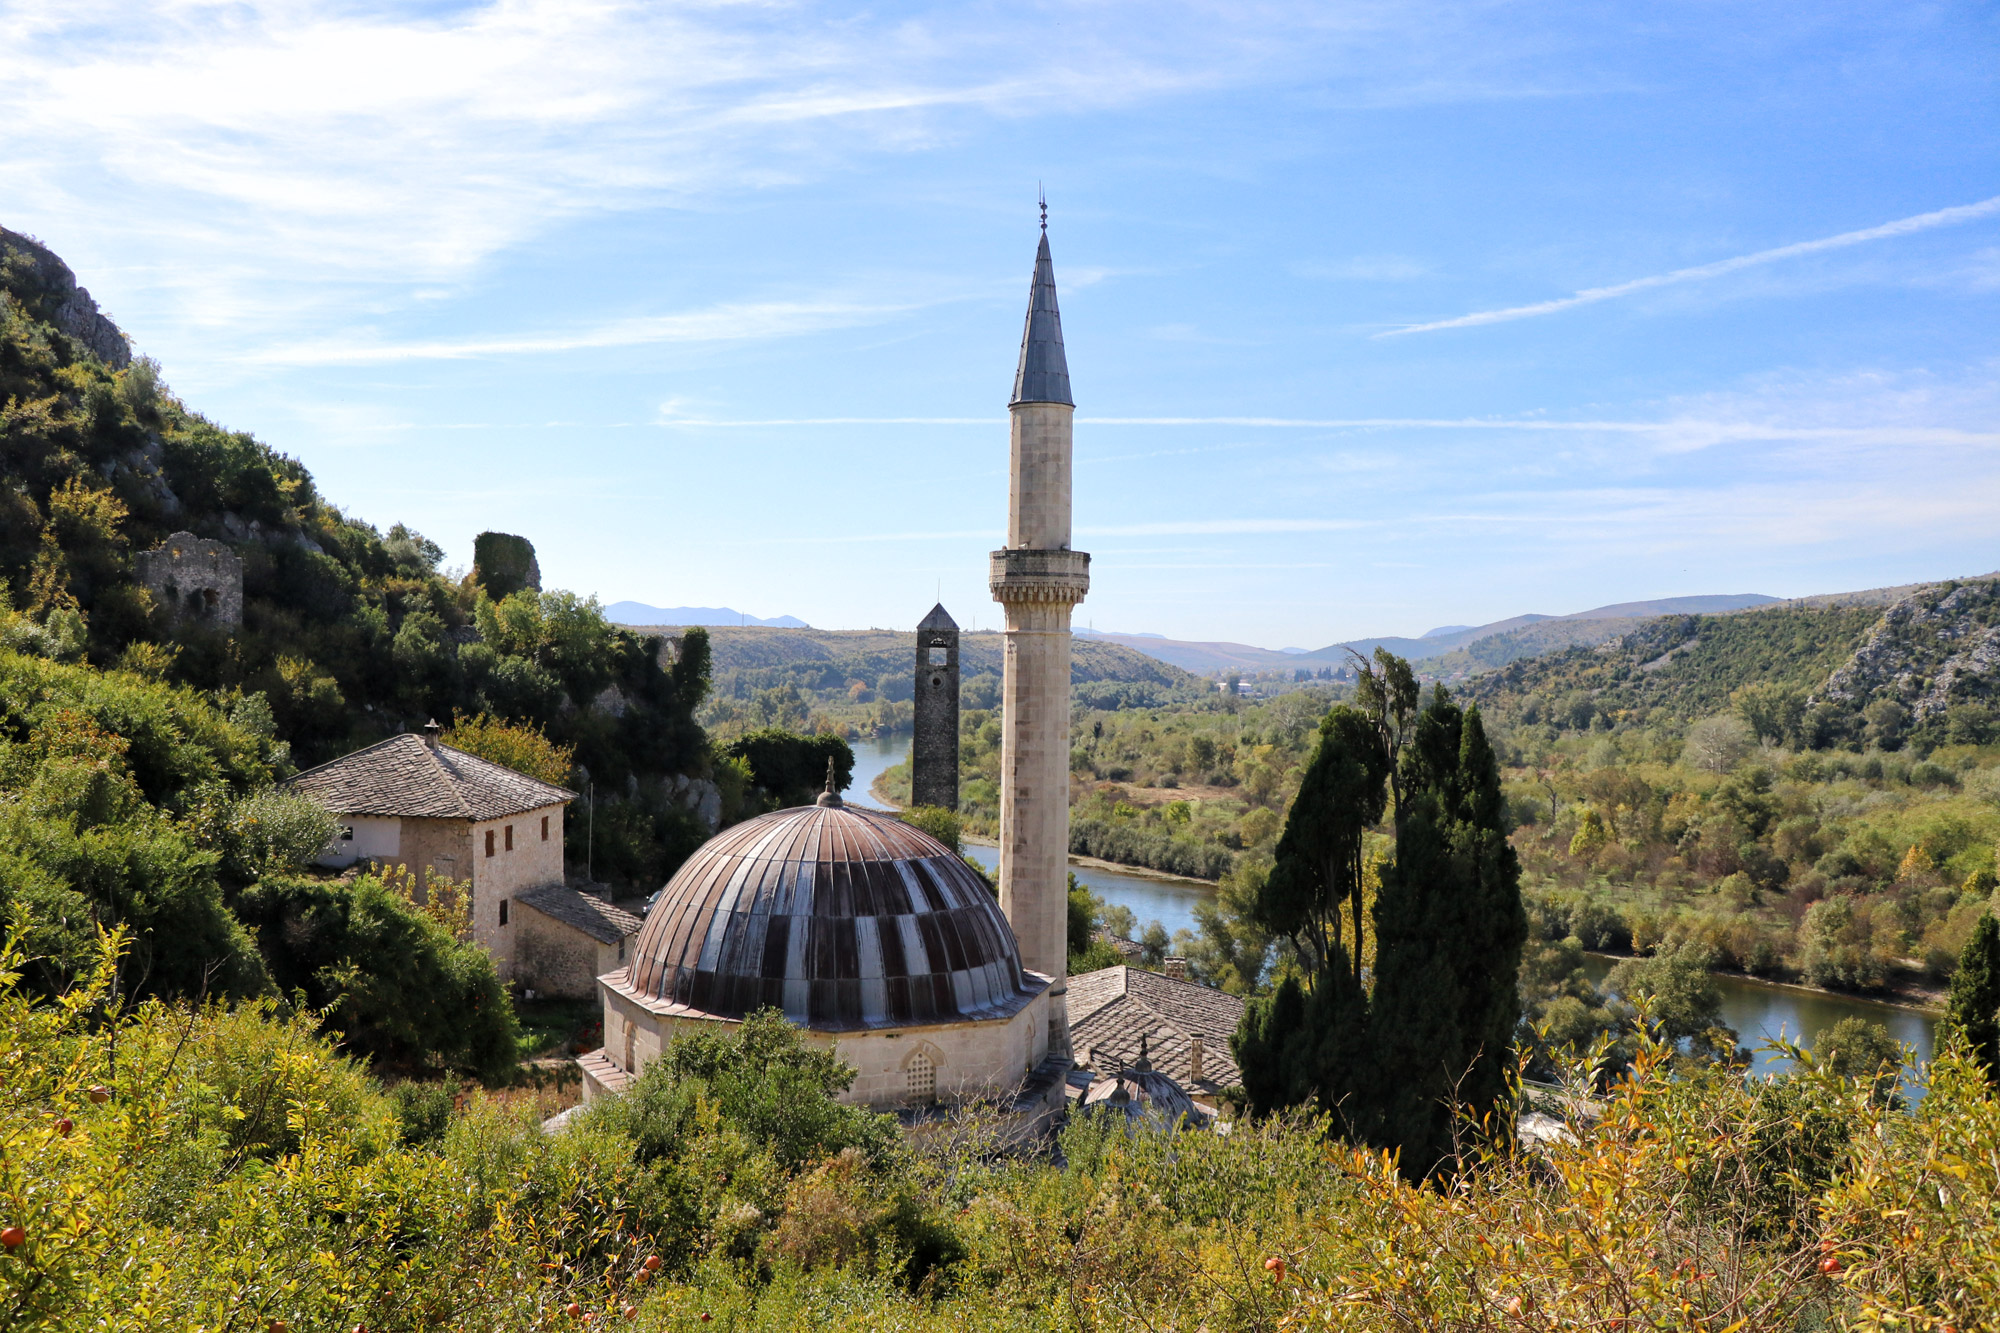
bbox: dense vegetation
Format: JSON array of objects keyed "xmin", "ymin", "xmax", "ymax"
[
  {"xmin": 9, "ymin": 927, "xmax": 2000, "ymax": 1331},
  {"xmin": 3, "ymin": 228, "xmax": 716, "ymax": 889}
]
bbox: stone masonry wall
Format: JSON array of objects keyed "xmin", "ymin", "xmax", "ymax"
[
  {"xmin": 135, "ymin": 532, "xmax": 242, "ymax": 628},
  {"xmin": 913, "ymin": 616, "xmax": 960, "ymax": 809}
]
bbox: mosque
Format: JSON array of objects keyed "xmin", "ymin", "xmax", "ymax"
[{"xmin": 579, "ymin": 216, "xmax": 1182, "ymax": 1121}]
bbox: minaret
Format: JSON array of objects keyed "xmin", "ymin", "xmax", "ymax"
[
  {"xmin": 912, "ymin": 603, "xmax": 960, "ymax": 810},
  {"xmin": 990, "ymin": 204, "xmax": 1089, "ymax": 1057}
]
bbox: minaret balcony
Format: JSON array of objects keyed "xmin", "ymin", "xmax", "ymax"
[{"xmin": 989, "ymin": 548, "xmax": 1091, "ymax": 605}]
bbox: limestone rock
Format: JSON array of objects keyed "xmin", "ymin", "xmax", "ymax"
[{"xmin": 0, "ymin": 227, "xmax": 131, "ymax": 368}]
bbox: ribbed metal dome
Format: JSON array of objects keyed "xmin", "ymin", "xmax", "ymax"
[{"xmin": 625, "ymin": 803, "xmax": 1035, "ymax": 1030}]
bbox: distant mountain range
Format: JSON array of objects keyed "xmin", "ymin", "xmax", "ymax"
[
  {"xmin": 1075, "ymin": 593, "xmax": 1784, "ymax": 675},
  {"xmin": 605, "ymin": 602, "xmax": 809, "ymax": 629}
]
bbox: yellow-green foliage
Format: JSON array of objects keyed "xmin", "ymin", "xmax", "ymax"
[
  {"xmin": 0, "ymin": 932, "xmax": 641, "ymax": 1332},
  {"xmin": 8, "ymin": 931, "xmax": 2000, "ymax": 1332}
]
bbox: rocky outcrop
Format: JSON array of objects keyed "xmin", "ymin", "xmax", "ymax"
[
  {"xmin": 1815, "ymin": 578, "xmax": 2000, "ymax": 719},
  {"xmin": 0, "ymin": 227, "xmax": 131, "ymax": 368}
]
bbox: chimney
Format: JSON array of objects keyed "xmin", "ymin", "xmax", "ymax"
[
  {"xmin": 1165, "ymin": 956, "xmax": 1187, "ymax": 980},
  {"xmin": 1189, "ymin": 1034, "xmax": 1206, "ymax": 1084},
  {"xmin": 421, "ymin": 718, "xmax": 442, "ymax": 749}
]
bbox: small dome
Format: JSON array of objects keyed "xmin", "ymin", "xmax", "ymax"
[{"xmin": 625, "ymin": 803, "xmax": 1034, "ymax": 1030}]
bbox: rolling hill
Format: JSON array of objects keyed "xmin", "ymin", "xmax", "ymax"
[{"xmin": 1078, "ymin": 593, "xmax": 1782, "ymax": 676}]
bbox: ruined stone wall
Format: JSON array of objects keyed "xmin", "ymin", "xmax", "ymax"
[
  {"xmin": 912, "ymin": 614, "xmax": 960, "ymax": 810},
  {"xmin": 135, "ymin": 532, "xmax": 242, "ymax": 628}
]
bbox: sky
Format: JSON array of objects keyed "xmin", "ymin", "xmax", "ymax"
[{"xmin": 2, "ymin": 1, "xmax": 1996, "ymax": 648}]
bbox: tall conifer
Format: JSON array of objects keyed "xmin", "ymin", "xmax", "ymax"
[
  {"xmin": 1369, "ymin": 692, "xmax": 1526, "ymax": 1179},
  {"xmin": 1948, "ymin": 913, "xmax": 2000, "ymax": 1083}
]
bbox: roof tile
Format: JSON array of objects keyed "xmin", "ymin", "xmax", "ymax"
[{"xmin": 285, "ymin": 732, "xmax": 575, "ymax": 821}]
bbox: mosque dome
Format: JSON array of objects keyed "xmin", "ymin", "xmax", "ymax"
[{"xmin": 624, "ymin": 799, "xmax": 1037, "ymax": 1031}]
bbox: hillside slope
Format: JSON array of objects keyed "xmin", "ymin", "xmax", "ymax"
[
  {"xmin": 1084, "ymin": 593, "xmax": 1780, "ymax": 676},
  {"xmin": 1, "ymin": 225, "xmax": 713, "ymax": 885},
  {"xmin": 1465, "ymin": 576, "xmax": 2000, "ymax": 749}
]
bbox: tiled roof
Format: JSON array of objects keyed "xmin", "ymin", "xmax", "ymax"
[
  {"xmin": 285, "ymin": 732, "xmax": 575, "ymax": 821},
  {"xmin": 1068, "ymin": 965, "xmax": 1245, "ymax": 1094},
  {"xmin": 517, "ymin": 885, "xmax": 642, "ymax": 945}
]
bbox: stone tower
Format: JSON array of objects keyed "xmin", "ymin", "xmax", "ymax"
[
  {"xmin": 989, "ymin": 212, "xmax": 1089, "ymax": 1057},
  {"xmin": 912, "ymin": 603, "xmax": 960, "ymax": 810}
]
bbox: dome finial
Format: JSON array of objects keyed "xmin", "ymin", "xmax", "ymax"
[
  {"xmin": 1133, "ymin": 1033, "xmax": 1151, "ymax": 1071},
  {"xmin": 815, "ymin": 756, "xmax": 843, "ymax": 807}
]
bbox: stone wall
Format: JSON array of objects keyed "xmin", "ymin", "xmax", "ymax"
[
  {"xmin": 515, "ymin": 904, "xmax": 625, "ymax": 999},
  {"xmin": 135, "ymin": 532, "xmax": 242, "ymax": 628},
  {"xmin": 590, "ymin": 982, "xmax": 1053, "ymax": 1110},
  {"xmin": 399, "ymin": 816, "xmax": 475, "ymax": 900},
  {"xmin": 912, "ymin": 610, "xmax": 960, "ymax": 810},
  {"xmin": 469, "ymin": 802, "xmax": 568, "ymax": 977}
]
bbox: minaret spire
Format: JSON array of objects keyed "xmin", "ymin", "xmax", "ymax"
[
  {"xmin": 1012, "ymin": 202, "xmax": 1072, "ymax": 409},
  {"xmin": 991, "ymin": 210, "xmax": 1090, "ymax": 1064}
]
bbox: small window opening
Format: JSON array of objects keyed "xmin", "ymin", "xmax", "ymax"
[
  {"xmin": 499, "ymin": 899, "xmax": 509, "ymax": 926},
  {"xmin": 340, "ymin": 825, "xmax": 354, "ymax": 842},
  {"xmin": 504, "ymin": 824, "xmax": 514, "ymax": 852},
  {"xmin": 541, "ymin": 815, "xmax": 549, "ymax": 841},
  {"xmin": 618, "ymin": 939, "xmax": 626, "ymax": 962},
  {"xmin": 485, "ymin": 829, "xmax": 496, "ymax": 857},
  {"xmin": 931, "ymin": 675, "xmax": 943, "ymax": 688},
  {"xmin": 907, "ymin": 1051, "xmax": 936, "ymax": 1104},
  {"xmin": 928, "ymin": 646, "xmax": 948, "ymax": 665}
]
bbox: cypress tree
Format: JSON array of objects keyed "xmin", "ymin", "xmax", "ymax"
[
  {"xmin": 1947, "ymin": 912, "xmax": 2000, "ymax": 1083},
  {"xmin": 1369, "ymin": 692, "xmax": 1527, "ymax": 1179}
]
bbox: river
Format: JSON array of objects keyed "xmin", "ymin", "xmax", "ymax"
[
  {"xmin": 847, "ymin": 729, "xmax": 1216, "ymax": 938},
  {"xmin": 849, "ymin": 728, "xmax": 1939, "ymax": 1082},
  {"xmin": 1581, "ymin": 955, "xmax": 1936, "ymax": 1088}
]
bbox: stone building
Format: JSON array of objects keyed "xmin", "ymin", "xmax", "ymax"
[
  {"xmin": 1068, "ymin": 964, "xmax": 1244, "ymax": 1113},
  {"xmin": 286, "ymin": 725, "xmax": 632, "ymax": 981},
  {"xmin": 135, "ymin": 531, "xmax": 242, "ymax": 628},
  {"xmin": 514, "ymin": 885, "xmax": 643, "ymax": 999},
  {"xmin": 911, "ymin": 603, "xmax": 960, "ymax": 810},
  {"xmin": 581, "ymin": 782, "xmax": 1062, "ymax": 1112},
  {"xmin": 991, "ymin": 208, "xmax": 1089, "ymax": 1058}
]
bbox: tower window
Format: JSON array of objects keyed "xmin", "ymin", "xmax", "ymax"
[
  {"xmin": 485, "ymin": 829, "xmax": 495, "ymax": 857},
  {"xmin": 499, "ymin": 899, "xmax": 509, "ymax": 926},
  {"xmin": 928, "ymin": 647, "xmax": 948, "ymax": 665},
  {"xmin": 504, "ymin": 824, "xmax": 514, "ymax": 852},
  {"xmin": 907, "ymin": 1051, "xmax": 936, "ymax": 1103}
]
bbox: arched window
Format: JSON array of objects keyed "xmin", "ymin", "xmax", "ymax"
[{"xmin": 907, "ymin": 1051, "xmax": 936, "ymax": 1104}]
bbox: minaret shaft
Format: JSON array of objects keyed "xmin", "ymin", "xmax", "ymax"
[{"xmin": 992, "ymin": 226, "xmax": 1087, "ymax": 1059}]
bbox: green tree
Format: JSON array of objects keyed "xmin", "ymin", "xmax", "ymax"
[
  {"xmin": 1947, "ymin": 912, "xmax": 2000, "ymax": 1083},
  {"xmin": 1369, "ymin": 692, "xmax": 1528, "ymax": 1179},
  {"xmin": 723, "ymin": 728, "xmax": 855, "ymax": 808},
  {"xmin": 1253, "ymin": 706, "xmax": 1388, "ymax": 984}
]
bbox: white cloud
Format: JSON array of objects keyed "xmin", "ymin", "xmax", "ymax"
[
  {"xmin": 0, "ymin": 0, "xmax": 1618, "ymax": 339},
  {"xmin": 1380, "ymin": 195, "xmax": 2000, "ymax": 336},
  {"xmin": 253, "ymin": 299, "xmax": 915, "ymax": 364}
]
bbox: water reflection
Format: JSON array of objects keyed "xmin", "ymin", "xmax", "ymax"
[
  {"xmin": 1582, "ymin": 954, "xmax": 1936, "ymax": 1097},
  {"xmin": 959, "ymin": 843, "xmax": 1215, "ymax": 940}
]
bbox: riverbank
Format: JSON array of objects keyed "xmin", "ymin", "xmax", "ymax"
[
  {"xmin": 1584, "ymin": 950, "xmax": 1946, "ymax": 1016},
  {"xmin": 960, "ymin": 834, "xmax": 1221, "ymax": 889}
]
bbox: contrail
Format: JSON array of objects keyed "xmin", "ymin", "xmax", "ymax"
[{"xmin": 1378, "ymin": 194, "xmax": 2000, "ymax": 337}]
